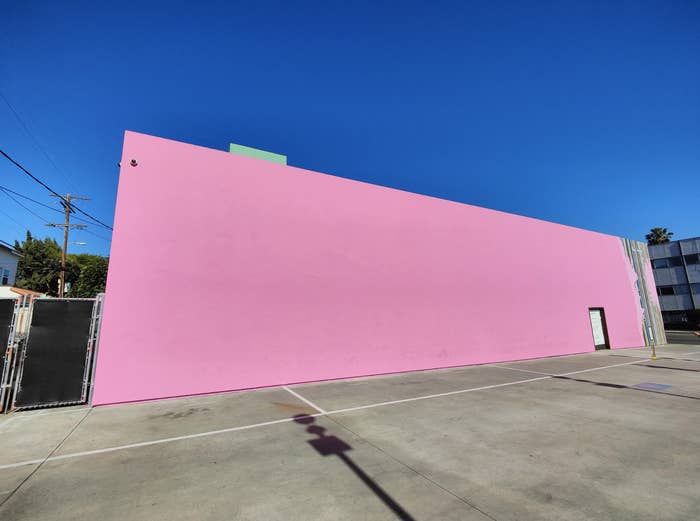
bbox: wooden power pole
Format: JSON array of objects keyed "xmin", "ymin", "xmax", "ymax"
[{"xmin": 46, "ymin": 193, "xmax": 88, "ymax": 298}]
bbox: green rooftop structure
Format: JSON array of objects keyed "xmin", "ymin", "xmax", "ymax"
[{"xmin": 229, "ymin": 143, "xmax": 287, "ymax": 165}]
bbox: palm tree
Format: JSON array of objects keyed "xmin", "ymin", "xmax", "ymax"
[{"xmin": 645, "ymin": 227, "xmax": 674, "ymax": 245}]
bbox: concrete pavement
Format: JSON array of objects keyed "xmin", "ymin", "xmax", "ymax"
[
  {"xmin": 665, "ymin": 330, "xmax": 700, "ymax": 346},
  {"xmin": 1, "ymin": 343, "xmax": 699, "ymax": 520}
]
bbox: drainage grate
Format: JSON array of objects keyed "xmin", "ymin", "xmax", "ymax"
[{"xmin": 634, "ymin": 382, "xmax": 672, "ymax": 391}]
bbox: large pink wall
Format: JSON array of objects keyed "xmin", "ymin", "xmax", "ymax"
[{"xmin": 92, "ymin": 131, "xmax": 646, "ymax": 405}]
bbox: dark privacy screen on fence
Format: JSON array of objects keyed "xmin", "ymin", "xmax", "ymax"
[
  {"xmin": 0, "ymin": 299, "xmax": 15, "ymax": 378},
  {"xmin": 14, "ymin": 299, "xmax": 95, "ymax": 408}
]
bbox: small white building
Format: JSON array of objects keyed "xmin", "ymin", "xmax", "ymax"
[{"xmin": 0, "ymin": 240, "xmax": 21, "ymax": 286}]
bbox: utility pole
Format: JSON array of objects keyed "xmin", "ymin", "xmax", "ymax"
[{"xmin": 46, "ymin": 193, "xmax": 89, "ymax": 298}]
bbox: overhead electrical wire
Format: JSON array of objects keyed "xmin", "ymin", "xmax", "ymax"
[
  {"xmin": 0, "ymin": 184, "xmax": 65, "ymax": 213},
  {"xmin": 0, "ymin": 89, "xmax": 80, "ymax": 192},
  {"xmin": 0, "ymin": 184, "xmax": 94, "ymax": 225},
  {"xmin": 0, "ymin": 148, "xmax": 113, "ymax": 230},
  {"xmin": 0, "ymin": 186, "xmax": 66, "ymax": 247},
  {"xmin": 0, "ymin": 206, "xmax": 31, "ymax": 230},
  {"xmin": 0, "ymin": 184, "xmax": 112, "ymax": 243},
  {"xmin": 81, "ymin": 228, "xmax": 112, "ymax": 243},
  {"xmin": 0, "ymin": 187, "xmax": 50, "ymax": 223},
  {"xmin": 1, "ymin": 91, "xmax": 113, "ymax": 235}
]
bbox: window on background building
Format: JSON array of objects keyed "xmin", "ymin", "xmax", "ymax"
[
  {"xmin": 692, "ymin": 283, "xmax": 700, "ymax": 294},
  {"xmin": 654, "ymin": 257, "xmax": 685, "ymax": 269},
  {"xmin": 663, "ymin": 311, "xmax": 688, "ymax": 323},
  {"xmin": 1, "ymin": 269, "xmax": 8, "ymax": 285},
  {"xmin": 684, "ymin": 253, "xmax": 700, "ymax": 265},
  {"xmin": 674, "ymin": 284, "xmax": 690, "ymax": 294},
  {"xmin": 658, "ymin": 286, "xmax": 675, "ymax": 296}
]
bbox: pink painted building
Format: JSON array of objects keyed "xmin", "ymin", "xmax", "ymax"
[{"xmin": 91, "ymin": 132, "xmax": 665, "ymax": 405}]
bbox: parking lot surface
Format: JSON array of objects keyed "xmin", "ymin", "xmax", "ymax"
[{"xmin": 1, "ymin": 342, "xmax": 699, "ymax": 521}]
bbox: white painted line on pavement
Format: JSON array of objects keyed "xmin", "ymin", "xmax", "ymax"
[
  {"xmin": 0, "ymin": 356, "xmax": 656, "ymax": 470},
  {"xmin": 324, "ymin": 376, "xmax": 552, "ymax": 415},
  {"xmin": 283, "ymin": 386, "xmax": 327, "ymax": 414},
  {"xmin": 492, "ymin": 365, "xmax": 552, "ymax": 376},
  {"xmin": 0, "ymin": 415, "xmax": 324, "ymax": 470},
  {"xmin": 557, "ymin": 359, "xmax": 651, "ymax": 376},
  {"xmin": 0, "ymin": 376, "xmax": 549, "ymax": 470}
]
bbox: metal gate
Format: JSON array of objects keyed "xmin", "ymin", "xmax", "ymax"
[
  {"xmin": 0, "ymin": 298, "xmax": 18, "ymax": 411},
  {"xmin": 0, "ymin": 295, "xmax": 104, "ymax": 412},
  {"xmin": 1, "ymin": 296, "xmax": 32, "ymax": 412}
]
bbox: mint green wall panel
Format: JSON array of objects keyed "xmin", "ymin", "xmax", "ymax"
[{"xmin": 229, "ymin": 143, "xmax": 287, "ymax": 165}]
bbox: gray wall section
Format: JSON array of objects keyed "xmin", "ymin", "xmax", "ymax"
[
  {"xmin": 648, "ymin": 242, "xmax": 681, "ymax": 258},
  {"xmin": 680, "ymin": 238, "xmax": 700, "ymax": 254},
  {"xmin": 687, "ymin": 265, "xmax": 700, "ymax": 285},
  {"xmin": 659, "ymin": 294, "xmax": 694, "ymax": 311},
  {"xmin": 621, "ymin": 239, "xmax": 666, "ymax": 346},
  {"xmin": 681, "ymin": 239, "xmax": 700, "ymax": 310},
  {"xmin": 653, "ymin": 267, "xmax": 687, "ymax": 285},
  {"xmin": 648, "ymin": 237, "xmax": 700, "ymax": 313}
]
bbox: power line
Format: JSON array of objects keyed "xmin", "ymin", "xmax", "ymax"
[
  {"xmin": 0, "ymin": 149, "xmax": 63, "ymax": 199},
  {"xmin": 0, "ymin": 184, "xmax": 113, "ymax": 243},
  {"xmin": 0, "ymin": 184, "xmax": 63, "ymax": 214},
  {"xmin": 0, "ymin": 148, "xmax": 113, "ymax": 230},
  {"xmin": 0, "ymin": 188, "xmax": 50, "ymax": 223},
  {"xmin": 0, "ymin": 187, "xmax": 66, "ymax": 247},
  {"xmin": 0, "ymin": 206, "xmax": 31, "ymax": 230},
  {"xmin": 0, "ymin": 188, "xmax": 110, "ymax": 263},
  {"xmin": 0, "ymin": 183, "xmax": 97, "ymax": 227},
  {"xmin": 81, "ymin": 228, "xmax": 112, "ymax": 243},
  {"xmin": 0, "ymin": 89, "xmax": 79, "ymax": 191}
]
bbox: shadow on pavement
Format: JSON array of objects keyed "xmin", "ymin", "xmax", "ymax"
[
  {"xmin": 638, "ymin": 363, "xmax": 700, "ymax": 373},
  {"xmin": 294, "ymin": 414, "xmax": 416, "ymax": 521},
  {"xmin": 551, "ymin": 375, "xmax": 700, "ymax": 401}
]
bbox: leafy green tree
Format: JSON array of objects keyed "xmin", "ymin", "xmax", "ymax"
[
  {"xmin": 13, "ymin": 231, "xmax": 63, "ymax": 295},
  {"xmin": 13, "ymin": 232, "xmax": 108, "ymax": 297},
  {"xmin": 68, "ymin": 254, "xmax": 109, "ymax": 297},
  {"xmin": 645, "ymin": 227, "xmax": 674, "ymax": 245}
]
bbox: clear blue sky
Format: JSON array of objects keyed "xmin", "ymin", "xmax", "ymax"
[{"xmin": 1, "ymin": 1, "xmax": 698, "ymax": 257}]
